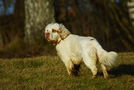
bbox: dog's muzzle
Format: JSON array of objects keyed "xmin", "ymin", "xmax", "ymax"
[{"xmin": 45, "ymin": 33, "xmax": 50, "ymax": 41}]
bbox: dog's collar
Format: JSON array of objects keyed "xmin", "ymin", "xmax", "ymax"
[
  {"xmin": 54, "ymin": 34, "xmax": 70, "ymax": 46},
  {"xmin": 61, "ymin": 33, "xmax": 70, "ymax": 40}
]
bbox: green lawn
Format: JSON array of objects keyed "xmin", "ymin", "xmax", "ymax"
[{"xmin": 0, "ymin": 53, "xmax": 134, "ymax": 89}]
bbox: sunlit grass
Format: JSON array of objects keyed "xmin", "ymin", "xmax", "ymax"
[{"xmin": 0, "ymin": 53, "xmax": 134, "ymax": 89}]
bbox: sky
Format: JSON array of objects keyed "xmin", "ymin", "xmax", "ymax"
[{"xmin": 0, "ymin": 0, "xmax": 15, "ymax": 16}]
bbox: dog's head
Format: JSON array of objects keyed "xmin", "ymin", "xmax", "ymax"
[{"xmin": 45, "ymin": 23, "xmax": 70, "ymax": 43}]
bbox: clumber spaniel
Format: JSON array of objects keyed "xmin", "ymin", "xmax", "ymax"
[{"xmin": 45, "ymin": 23, "xmax": 118, "ymax": 78}]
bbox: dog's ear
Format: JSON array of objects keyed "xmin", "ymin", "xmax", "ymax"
[{"xmin": 58, "ymin": 24, "xmax": 70, "ymax": 40}]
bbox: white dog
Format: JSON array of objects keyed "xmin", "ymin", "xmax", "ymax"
[{"xmin": 45, "ymin": 23, "xmax": 117, "ymax": 78}]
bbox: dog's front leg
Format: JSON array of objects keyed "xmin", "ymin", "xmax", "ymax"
[{"xmin": 65, "ymin": 60, "xmax": 74, "ymax": 76}]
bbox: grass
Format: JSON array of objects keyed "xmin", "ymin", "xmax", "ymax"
[{"xmin": 0, "ymin": 52, "xmax": 134, "ymax": 89}]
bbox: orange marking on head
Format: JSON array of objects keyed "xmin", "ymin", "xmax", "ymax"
[{"xmin": 52, "ymin": 29, "xmax": 57, "ymax": 33}]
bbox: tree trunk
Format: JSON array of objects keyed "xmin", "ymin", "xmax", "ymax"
[
  {"xmin": 127, "ymin": 0, "xmax": 134, "ymax": 26},
  {"xmin": 24, "ymin": 0, "xmax": 55, "ymax": 44}
]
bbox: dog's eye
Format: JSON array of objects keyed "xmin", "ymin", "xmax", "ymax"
[{"xmin": 52, "ymin": 29, "xmax": 57, "ymax": 33}]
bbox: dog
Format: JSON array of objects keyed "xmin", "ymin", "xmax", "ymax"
[{"xmin": 45, "ymin": 23, "xmax": 118, "ymax": 78}]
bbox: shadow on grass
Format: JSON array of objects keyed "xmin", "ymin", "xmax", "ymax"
[{"xmin": 108, "ymin": 64, "xmax": 134, "ymax": 77}]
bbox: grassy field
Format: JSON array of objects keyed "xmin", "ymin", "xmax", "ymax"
[{"xmin": 0, "ymin": 52, "xmax": 134, "ymax": 89}]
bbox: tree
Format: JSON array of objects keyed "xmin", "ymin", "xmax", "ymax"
[
  {"xmin": 127, "ymin": 0, "xmax": 134, "ymax": 26},
  {"xmin": 55, "ymin": 0, "xmax": 134, "ymax": 51},
  {"xmin": 24, "ymin": 0, "xmax": 55, "ymax": 44}
]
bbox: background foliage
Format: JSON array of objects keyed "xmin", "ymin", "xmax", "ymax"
[{"xmin": 0, "ymin": 0, "xmax": 134, "ymax": 58}]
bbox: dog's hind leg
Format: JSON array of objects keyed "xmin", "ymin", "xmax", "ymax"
[
  {"xmin": 83, "ymin": 55, "xmax": 98, "ymax": 78},
  {"xmin": 82, "ymin": 47, "xmax": 98, "ymax": 78},
  {"xmin": 101, "ymin": 64, "xmax": 109, "ymax": 78}
]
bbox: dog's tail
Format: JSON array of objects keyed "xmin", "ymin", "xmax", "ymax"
[{"xmin": 96, "ymin": 43, "xmax": 118, "ymax": 66}]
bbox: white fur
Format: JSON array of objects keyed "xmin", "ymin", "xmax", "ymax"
[{"xmin": 45, "ymin": 23, "xmax": 118, "ymax": 78}]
